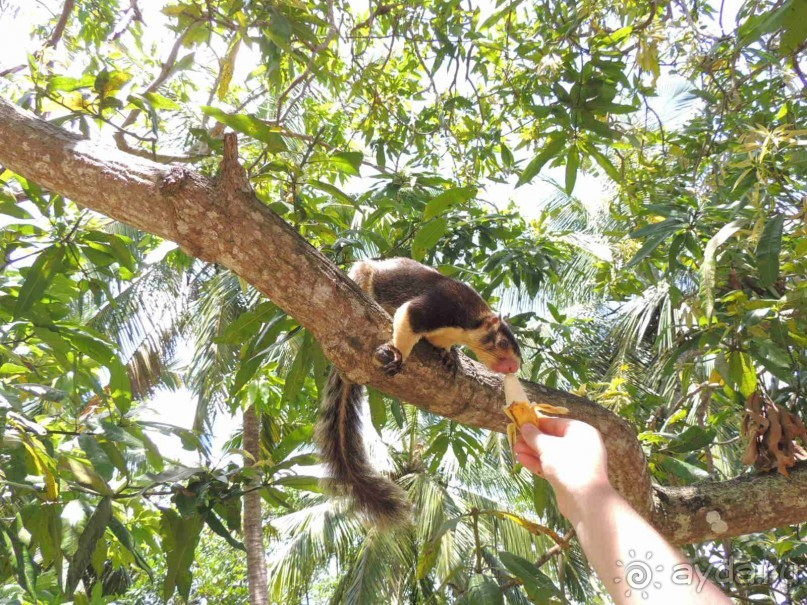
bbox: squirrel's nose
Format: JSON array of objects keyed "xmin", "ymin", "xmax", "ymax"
[{"xmin": 493, "ymin": 358, "xmax": 520, "ymax": 374}]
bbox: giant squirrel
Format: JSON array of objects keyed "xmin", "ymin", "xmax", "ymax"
[{"xmin": 315, "ymin": 258, "xmax": 522, "ymax": 528}]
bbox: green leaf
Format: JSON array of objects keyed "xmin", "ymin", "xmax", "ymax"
[
  {"xmin": 655, "ymin": 455, "xmax": 709, "ymax": 482},
  {"xmin": 13, "ymin": 245, "xmax": 65, "ymax": 318},
  {"xmin": 217, "ymin": 302, "xmax": 278, "ymax": 345},
  {"xmin": 203, "ymin": 510, "xmax": 245, "ymax": 551},
  {"xmin": 271, "ymin": 475, "xmax": 323, "ymax": 493},
  {"xmin": 630, "ymin": 218, "xmax": 684, "ymax": 239},
  {"xmin": 423, "ymin": 186, "xmax": 477, "ymax": 220},
  {"xmin": 532, "ymin": 475, "xmax": 552, "ymax": 516},
  {"xmin": 756, "ymin": 214, "xmax": 784, "ymax": 289},
  {"xmin": 66, "ymin": 329, "xmax": 116, "ymax": 364},
  {"xmin": 367, "ymin": 387, "xmax": 387, "ymax": 431},
  {"xmin": 60, "ymin": 456, "xmax": 113, "ymax": 495},
  {"xmin": 271, "ymin": 427, "xmax": 315, "ymax": 463},
  {"xmin": 281, "ymin": 331, "xmax": 313, "ymax": 406},
  {"xmin": 47, "ymin": 74, "xmax": 95, "ymax": 92},
  {"xmin": 781, "ymin": 0, "xmax": 807, "ymax": 54},
  {"xmin": 108, "ymin": 518, "xmax": 154, "ymax": 581},
  {"xmin": 200, "ymin": 106, "xmax": 288, "ymax": 152},
  {"xmin": 500, "ymin": 143, "xmax": 514, "ymax": 167},
  {"xmin": 565, "ymin": 146, "xmax": 579, "ymax": 194},
  {"xmin": 329, "ymin": 151, "xmax": 363, "ymax": 176},
  {"xmin": 458, "ymin": 573, "xmax": 503, "ymax": 605},
  {"xmin": 0, "ymin": 199, "xmax": 33, "ymax": 218},
  {"xmin": 498, "ymin": 550, "xmax": 561, "ymax": 602},
  {"xmin": 624, "ymin": 230, "xmax": 669, "ymax": 269},
  {"xmin": 664, "ymin": 426, "xmax": 716, "ymax": 454},
  {"xmin": 66, "ymin": 497, "xmax": 112, "ymax": 595},
  {"xmin": 143, "ymin": 92, "xmax": 182, "ymax": 110},
  {"xmin": 161, "ymin": 509, "xmax": 204, "ymax": 600},
  {"xmin": 94, "ymin": 69, "xmax": 132, "ymax": 96},
  {"xmin": 700, "ymin": 219, "xmax": 746, "ymax": 317},
  {"xmin": 728, "ymin": 351, "xmax": 757, "ymax": 398},
  {"xmin": 516, "ymin": 136, "xmax": 565, "ymax": 187},
  {"xmin": 6, "ymin": 515, "xmax": 38, "ymax": 598},
  {"xmin": 586, "ymin": 143, "xmax": 621, "ymax": 181},
  {"xmin": 412, "ymin": 218, "xmax": 448, "ymax": 261},
  {"xmin": 418, "ymin": 515, "xmax": 462, "ymax": 579},
  {"xmin": 737, "ymin": 1, "xmax": 789, "ymax": 46},
  {"xmin": 309, "ymin": 180, "xmax": 356, "ymax": 206}
]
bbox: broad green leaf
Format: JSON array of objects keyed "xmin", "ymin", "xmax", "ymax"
[
  {"xmin": 565, "ymin": 146, "xmax": 579, "ymax": 194},
  {"xmin": 532, "ymin": 475, "xmax": 552, "ymax": 516},
  {"xmin": 737, "ymin": 0, "xmax": 790, "ymax": 46},
  {"xmin": 271, "ymin": 475, "xmax": 323, "ymax": 492},
  {"xmin": 498, "ymin": 550, "xmax": 561, "ymax": 602},
  {"xmin": 781, "ymin": 0, "xmax": 807, "ymax": 54},
  {"xmin": 586, "ymin": 143, "xmax": 621, "ymax": 181},
  {"xmin": 13, "ymin": 245, "xmax": 65, "ymax": 318},
  {"xmin": 217, "ymin": 301, "xmax": 278, "ymax": 345},
  {"xmin": 458, "ymin": 573, "xmax": 502, "ymax": 605},
  {"xmin": 201, "ymin": 106, "xmax": 288, "ymax": 152},
  {"xmin": 94, "ymin": 69, "xmax": 132, "ymax": 96},
  {"xmin": 309, "ymin": 180, "xmax": 356, "ymax": 206},
  {"xmin": 0, "ymin": 199, "xmax": 32, "ymax": 218},
  {"xmin": 655, "ymin": 455, "xmax": 709, "ymax": 483},
  {"xmin": 204, "ymin": 510, "xmax": 245, "ymax": 551},
  {"xmin": 664, "ymin": 426, "xmax": 716, "ymax": 454},
  {"xmin": 418, "ymin": 515, "xmax": 462, "ymax": 579},
  {"xmin": 630, "ymin": 218, "xmax": 684, "ymax": 239},
  {"xmin": 423, "ymin": 186, "xmax": 477, "ymax": 220},
  {"xmin": 142, "ymin": 91, "xmax": 182, "ymax": 110},
  {"xmin": 756, "ymin": 214, "xmax": 784, "ymax": 289},
  {"xmin": 6, "ymin": 515, "xmax": 37, "ymax": 598},
  {"xmin": 47, "ymin": 74, "xmax": 95, "ymax": 92},
  {"xmin": 161, "ymin": 509, "xmax": 204, "ymax": 600},
  {"xmin": 59, "ymin": 456, "xmax": 113, "ymax": 495},
  {"xmin": 66, "ymin": 497, "xmax": 112, "ymax": 595},
  {"xmin": 270, "ymin": 427, "xmax": 315, "ymax": 463},
  {"xmin": 329, "ymin": 151, "xmax": 363, "ymax": 176},
  {"xmin": 728, "ymin": 351, "xmax": 757, "ymax": 398},
  {"xmin": 281, "ymin": 331, "xmax": 313, "ymax": 406},
  {"xmin": 624, "ymin": 230, "xmax": 669, "ymax": 269},
  {"xmin": 108, "ymin": 518, "xmax": 152, "ymax": 580},
  {"xmin": 367, "ymin": 387, "xmax": 387, "ymax": 431},
  {"xmin": 412, "ymin": 217, "xmax": 448, "ymax": 261},
  {"xmin": 516, "ymin": 136, "xmax": 565, "ymax": 187}
]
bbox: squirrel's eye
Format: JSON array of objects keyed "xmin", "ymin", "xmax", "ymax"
[{"xmin": 497, "ymin": 339, "xmax": 510, "ymax": 350}]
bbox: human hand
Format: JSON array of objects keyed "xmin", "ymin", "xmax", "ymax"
[{"xmin": 514, "ymin": 418, "xmax": 612, "ymax": 525}]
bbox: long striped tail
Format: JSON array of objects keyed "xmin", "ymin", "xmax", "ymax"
[{"xmin": 315, "ymin": 369, "xmax": 411, "ymax": 528}]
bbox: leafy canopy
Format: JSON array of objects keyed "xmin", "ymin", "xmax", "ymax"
[{"xmin": 1, "ymin": 0, "xmax": 806, "ymax": 603}]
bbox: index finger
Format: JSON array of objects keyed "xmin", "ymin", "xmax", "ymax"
[{"xmin": 535, "ymin": 416, "xmax": 573, "ymax": 438}]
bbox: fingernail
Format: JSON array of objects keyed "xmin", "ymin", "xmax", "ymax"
[{"xmin": 521, "ymin": 423, "xmax": 539, "ymax": 437}]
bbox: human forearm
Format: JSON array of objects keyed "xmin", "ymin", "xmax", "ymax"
[{"xmin": 572, "ymin": 485, "xmax": 731, "ymax": 605}]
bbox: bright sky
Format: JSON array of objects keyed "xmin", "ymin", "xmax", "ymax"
[{"xmin": 0, "ymin": 0, "xmax": 742, "ymax": 464}]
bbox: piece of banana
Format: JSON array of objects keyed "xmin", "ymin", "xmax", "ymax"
[{"xmin": 502, "ymin": 374, "xmax": 569, "ymax": 461}]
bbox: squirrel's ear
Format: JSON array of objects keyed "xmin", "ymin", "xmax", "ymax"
[{"xmin": 484, "ymin": 315, "xmax": 501, "ymax": 328}]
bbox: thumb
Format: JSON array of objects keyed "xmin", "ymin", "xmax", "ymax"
[{"xmin": 520, "ymin": 422, "xmax": 555, "ymax": 456}]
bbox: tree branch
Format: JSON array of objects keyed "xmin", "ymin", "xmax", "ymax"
[
  {"xmin": 1, "ymin": 96, "xmax": 805, "ymax": 544},
  {"xmin": 47, "ymin": 0, "xmax": 75, "ymax": 49}
]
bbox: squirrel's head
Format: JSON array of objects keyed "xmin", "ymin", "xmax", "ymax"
[{"xmin": 468, "ymin": 314, "xmax": 521, "ymax": 374}]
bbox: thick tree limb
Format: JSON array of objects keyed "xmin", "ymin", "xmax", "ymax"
[{"xmin": 1, "ymin": 97, "xmax": 805, "ymax": 544}]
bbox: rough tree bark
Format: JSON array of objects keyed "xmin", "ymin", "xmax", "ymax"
[
  {"xmin": 1, "ymin": 97, "xmax": 805, "ymax": 545},
  {"xmin": 243, "ymin": 405, "xmax": 269, "ymax": 605}
]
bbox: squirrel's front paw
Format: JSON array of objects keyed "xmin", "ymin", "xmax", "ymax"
[
  {"xmin": 375, "ymin": 343, "xmax": 403, "ymax": 376},
  {"xmin": 439, "ymin": 347, "xmax": 460, "ymax": 377}
]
